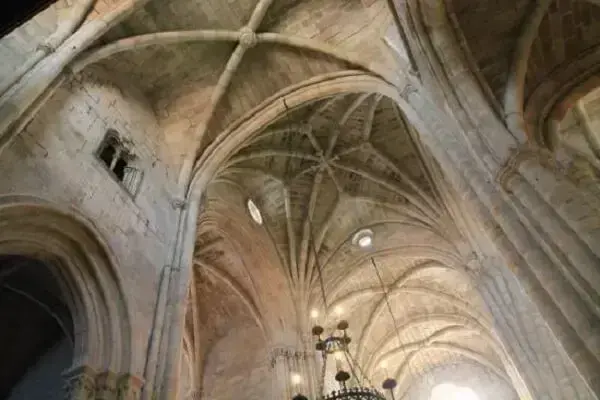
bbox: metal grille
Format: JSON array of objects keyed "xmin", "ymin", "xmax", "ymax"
[{"xmin": 323, "ymin": 387, "xmax": 387, "ymax": 400}]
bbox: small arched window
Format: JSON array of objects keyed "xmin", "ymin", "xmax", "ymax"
[{"xmin": 96, "ymin": 130, "xmax": 143, "ymax": 197}]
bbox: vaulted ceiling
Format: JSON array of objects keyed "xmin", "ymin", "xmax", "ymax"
[
  {"xmin": 189, "ymin": 91, "xmax": 513, "ymax": 398},
  {"xmin": 433, "ymin": 0, "xmax": 600, "ymax": 139},
  {"xmin": 89, "ymin": 0, "xmax": 405, "ymax": 166},
  {"xmin": 89, "ymin": 0, "xmax": 532, "ymax": 398}
]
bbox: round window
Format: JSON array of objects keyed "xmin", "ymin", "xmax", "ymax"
[{"xmin": 246, "ymin": 198, "xmax": 263, "ymax": 225}]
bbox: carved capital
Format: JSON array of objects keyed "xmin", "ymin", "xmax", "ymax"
[
  {"xmin": 95, "ymin": 371, "xmax": 118, "ymax": 400},
  {"xmin": 270, "ymin": 347, "xmax": 314, "ymax": 368},
  {"xmin": 399, "ymin": 83, "xmax": 418, "ymax": 101},
  {"xmin": 63, "ymin": 365, "xmax": 96, "ymax": 400},
  {"xmin": 496, "ymin": 144, "xmax": 556, "ymax": 190},
  {"xmin": 117, "ymin": 374, "xmax": 144, "ymax": 400}
]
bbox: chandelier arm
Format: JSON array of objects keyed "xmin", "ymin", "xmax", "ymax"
[
  {"xmin": 343, "ymin": 345, "xmax": 375, "ymax": 389},
  {"xmin": 342, "ymin": 347, "xmax": 362, "ymax": 388},
  {"xmin": 320, "ymin": 351, "xmax": 327, "ymax": 397}
]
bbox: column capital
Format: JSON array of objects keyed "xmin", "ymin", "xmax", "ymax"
[
  {"xmin": 63, "ymin": 365, "xmax": 97, "ymax": 400},
  {"xmin": 496, "ymin": 144, "xmax": 556, "ymax": 189},
  {"xmin": 95, "ymin": 370, "xmax": 118, "ymax": 400},
  {"xmin": 62, "ymin": 366, "xmax": 143, "ymax": 400},
  {"xmin": 117, "ymin": 373, "xmax": 144, "ymax": 400},
  {"xmin": 270, "ymin": 347, "xmax": 314, "ymax": 369}
]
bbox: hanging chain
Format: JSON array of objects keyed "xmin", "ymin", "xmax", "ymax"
[
  {"xmin": 319, "ymin": 351, "xmax": 327, "ymax": 396},
  {"xmin": 370, "ymin": 258, "xmax": 403, "ymax": 348},
  {"xmin": 370, "ymin": 257, "xmax": 421, "ymax": 395},
  {"xmin": 343, "ymin": 346, "xmax": 376, "ymax": 388},
  {"xmin": 308, "ymin": 216, "xmax": 329, "ymax": 313}
]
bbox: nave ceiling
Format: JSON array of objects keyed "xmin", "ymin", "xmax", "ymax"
[
  {"xmin": 3, "ymin": 0, "xmax": 600, "ymax": 398},
  {"xmin": 187, "ymin": 92, "xmax": 512, "ymax": 398},
  {"xmin": 72, "ymin": 0, "xmax": 555, "ymax": 397},
  {"xmin": 88, "ymin": 0, "xmax": 405, "ymax": 165}
]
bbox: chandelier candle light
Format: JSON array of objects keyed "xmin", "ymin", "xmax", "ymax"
[{"xmin": 291, "ymin": 225, "xmax": 398, "ymax": 400}]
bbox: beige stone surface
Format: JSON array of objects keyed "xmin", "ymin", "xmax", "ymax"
[{"xmin": 1, "ymin": 0, "xmax": 600, "ymax": 399}]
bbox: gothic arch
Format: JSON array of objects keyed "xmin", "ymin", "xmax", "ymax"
[
  {"xmin": 0, "ymin": 195, "xmax": 135, "ymax": 382},
  {"xmin": 189, "ymin": 71, "xmax": 402, "ymax": 196}
]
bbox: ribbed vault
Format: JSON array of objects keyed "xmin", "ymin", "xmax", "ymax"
[
  {"xmin": 192, "ymin": 92, "xmax": 515, "ymax": 398},
  {"xmin": 407, "ymin": 0, "xmax": 600, "ymax": 142},
  {"xmin": 80, "ymin": 0, "xmax": 406, "ymax": 167},
  {"xmin": 86, "ymin": 0, "xmax": 525, "ymax": 397}
]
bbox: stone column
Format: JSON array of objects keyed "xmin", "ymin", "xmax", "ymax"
[
  {"xmin": 498, "ymin": 146, "xmax": 600, "ymax": 277},
  {"xmin": 401, "ymin": 86, "xmax": 600, "ymax": 395},
  {"xmin": 496, "ymin": 147, "xmax": 600, "ymax": 358},
  {"xmin": 271, "ymin": 347, "xmax": 318, "ymax": 400},
  {"xmin": 477, "ymin": 256, "xmax": 596, "ymax": 399}
]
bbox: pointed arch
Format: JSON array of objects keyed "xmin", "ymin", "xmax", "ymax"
[{"xmin": 0, "ymin": 194, "xmax": 133, "ymax": 374}]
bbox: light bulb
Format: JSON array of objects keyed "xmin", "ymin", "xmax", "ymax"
[
  {"xmin": 380, "ymin": 360, "xmax": 388, "ymax": 369},
  {"xmin": 334, "ymin": 305, "xmax": 343, "ymax": 316},
  {"xmin": 310, "ymin": 309, "xmax": 319, "ymax": 319},
  {"xmin": 352, "ymin": 229, "xmax": 374, "ymax": 249},
  {"xmin": 291, "ymin": 373, "xmax": 302, "ymax": 385},
  {"xmin": 334, "ymin": 352, "xmax": 344, "ymax": 361},
  {"xmin": 358, "ymin": 235, "xmax": 372, "ymax": 248}
]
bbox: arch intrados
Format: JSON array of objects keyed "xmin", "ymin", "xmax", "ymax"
[
  {"xmin": 194, "ymin": 211, "xmax": 296, "ymax": 334},
  {"xmin": 349, "ymin": 265, "xmax": 482, "ymax": 363},
  {"xmin": 188, "ymin": 72, "xmax": 406, "ymax": 197},
  {"xmin": 322, "ymin": 246, "xmax": 468, "ymax": 305},
  {"xmin": 0, "ymin": 196, "xmax": 132, "ymax": 374},
  {"xmin": 392, "ymin": 343, "xmax": 509, "ymax": 385},
  {"xmin": 377, "ymin": 326, "xmax": 480, "ymax": 366},
  {"xmin": 312, "ymin": 228, "xmax": 456, "ymax": 291},
  {"xmin": 193, "ymin": 260, "xmax": 267, "ymax": 340},
  {"xmin": 326, "ymin": 259, "xmax": 447, "ymax": 303},
  {"xmin": 0, "ymin": 256, "xmax": 76, "ymax": 344},
  {"xmin": 331, "ymin": 293, "xmax": 482, "ymax": 362},
  {"xmin": 524, "ymin": 47, "xmax": 600, "ymax": 146},
  {"xmin": 195, "ymin": 208, "xmax": 290, "ymax": 277},
  {"xmin": 364, "ymin": 313, "xmax": 494, "ymax": 373},
  {"xmin": 0, "ymin": 242, "xmax": 96, "ymax": 364},
  {"xmin": 541, "ymin": 74, "xmax": 600, "ymax": 152},
  {"xmin": 330, "ymin": 286, "xmax": 491, "ymax": 330},
  {"xmin": 320, "ymin": 219, "xmax": 455, "ymax": 268},
  {"xmin": 329, "ymin": 261, "xmax": 465, "ymax": 320}
]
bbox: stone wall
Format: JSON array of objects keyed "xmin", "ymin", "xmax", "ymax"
[{"xmin": 0, "ymin": 64, "xmax": 179, "ymax": 377}]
